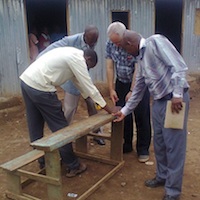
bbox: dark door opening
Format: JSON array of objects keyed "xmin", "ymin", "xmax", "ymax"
[
  {"xmin": 112, "ymin": 12, "xmax": 129, "ymax": 29},
  {"xmin": 26, "ymin": 0, "xmax": 67, "ymax": 43},
  {"xmin": 155, "ymin": 0, "xmax": 183, "ymax": 52}
]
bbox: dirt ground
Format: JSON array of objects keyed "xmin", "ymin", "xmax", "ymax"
[{"xmin": 0, "ymin": 76, "xmax": 200, "ymax": 200}]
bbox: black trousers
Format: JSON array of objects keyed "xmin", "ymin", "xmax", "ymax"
[{"xmin": 116, "ymin": 79, "xmax": 152, "ymax": 155}]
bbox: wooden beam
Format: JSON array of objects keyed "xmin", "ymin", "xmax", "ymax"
[
  {"xmin": 6, "ymin": 191, "xmax": 41, "ymax": 200},
  {"xmin": 31, "ymin": 113, "xmax": 115, "ymax": 152},
  {"xmin": 1, "ymin": 150, "xmax": 44, "ymax": 172},
  {"xmin": 75, "ymin": 151, "xmax": 119, "ymax": 166},
  {"xmin": 77, "ymin": 161, "xmax": 124, "ymax": 200},
  {"xmin": 16, "ymin": 169, "xmax": 61, "ymax": 186}
]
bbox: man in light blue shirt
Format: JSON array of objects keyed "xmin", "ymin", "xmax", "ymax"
[
  {"xmin": 114, "ymin": 30, "xmax": 190, "ymax": 200},
  {"xmin": 38, "ymin": 25, "xmax": 105, "ymax": 145}
]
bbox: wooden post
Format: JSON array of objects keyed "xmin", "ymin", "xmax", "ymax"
[
  {"xmin": 45, "ymin": 150, "xmax": 63, "ymax": 200},
  {"xmin": 6, "ymin": 172, "xmax": 22, "ymax": 198},
  {"xmin": 75, "ymin": 135, "xmax": 87, "ymax": 153},
  {"xmin": 110, "ymin": 120, "xmax": 124, "ymax": 162}
]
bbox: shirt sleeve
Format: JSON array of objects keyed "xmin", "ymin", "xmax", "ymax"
[
  {"xmin": 105, "ymin": 40, "xmax": 112, "ymax": 59},
  {"xmin": 70, "ymin": 59, "xmax": 106, "ymax": 108},
  {"xmin": 121, "ymin": 66, "xmax": 147, "ymax": 116},
  {"xmin": 153, "ymin": 36, "xmax": 188, "ymax": 98}
]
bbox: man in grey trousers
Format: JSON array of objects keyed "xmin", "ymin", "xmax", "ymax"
[{"xmin": 114, "ymin": 30, "xmax": 190, "ymax": 200}]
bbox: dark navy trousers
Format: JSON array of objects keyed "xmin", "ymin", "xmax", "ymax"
[{"xmin": 116, "ymin": 79, "xmax": 152, "ymax": 155}]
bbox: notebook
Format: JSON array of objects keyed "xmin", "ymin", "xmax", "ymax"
[{"xmin": 164, "ymin": 100, "xmax": 185, "ymax": 129}]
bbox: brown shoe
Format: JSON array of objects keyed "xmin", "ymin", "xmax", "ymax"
[{"xmin": 66, "ymin": 163, "xmax": 87, "ymax": 178}]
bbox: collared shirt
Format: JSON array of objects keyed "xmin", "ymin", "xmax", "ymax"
[
  {"xmin": 105, "ymin": 40, "xmax": 136, "ymax": 83},
  {"xmin": 37, "ymin": 33, "xmax": 96, "ymax": 95},
  {"xmin": 20, "ymin": 47, "xmax": 106, "ymax": 108},
  {"xmin": 121, "ymin": 34, "xmax": 189, "ymax": 116},
  {"xmin": 38, "ymin": 33, "xmax": 88, "ymax": 58}
]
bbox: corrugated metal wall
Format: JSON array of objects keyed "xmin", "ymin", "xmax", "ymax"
[
  {"xmin": 68, "ymin": 0, "xmax": 155, "ymax": 82},
  {"xmin": 182, "ymin": 0, "xmax": 200, "ymax": 73},
  {"xmin": 2, "ymin": 0, "xmax": 200, "ymax": 96},
  {"xmin": 0, "ymin": 0, "xmax": 29, "ymax": 96}
]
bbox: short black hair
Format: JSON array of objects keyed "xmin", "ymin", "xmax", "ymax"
[{"xmin": 83, "ymin": 48, "xmax": 98, "ymax": 64}]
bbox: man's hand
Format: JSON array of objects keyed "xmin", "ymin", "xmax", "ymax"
[
  {"xmin": 113, "ymin": 111, "xmax": 125, "ymax": 122},
  {"xmin": 110, "ymin": 89, "xmax": 119, "ymax": 105},
  {"xmin": 171, "ymin": 97, "xmax": 183, "ymax": 113},
  {"xmin": 103, "ymin": 105, "xmax": 121, "ymax": 114}
]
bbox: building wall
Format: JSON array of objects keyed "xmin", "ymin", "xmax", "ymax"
[
  {"xmin": 67, "ymin": 0, "xmax": 155, "ymax": 82},
  {"xmin": 1, "ymin": 0, "xmax": 200, "ymax": 96},
  {"xmin": 0, "ymin": 0, "xmax": 29, "ymax": 96},
  {"xmin": 182, "ymin": 0, "xmax": 200, "ymax": 73}
]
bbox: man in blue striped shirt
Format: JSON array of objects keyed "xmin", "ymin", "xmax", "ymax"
[{"xmin": 114, "ymin": 30, "xmax": 190, "ymax": 200}]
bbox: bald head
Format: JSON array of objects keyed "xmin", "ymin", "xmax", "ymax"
[
  {"xmin": 107, "ymin": 22, "xmax": 126, "ymax": 46},
  {"xmin": 121, "ymin": 30, "xmax": 141, "ymax": 56},
  {"xmin": 84, "ymin": 25, "xmax": 99, "ymax": 48}
]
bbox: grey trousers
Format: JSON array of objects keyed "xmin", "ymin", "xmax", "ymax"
[
  {"xmin": 21, "ymin": 81, "xmax": 79, "ymax": 169},
  {"xmin": 152, "ymin": 91, "xmax": 190, "ymax": 197}
]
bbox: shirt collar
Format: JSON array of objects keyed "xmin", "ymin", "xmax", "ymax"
[
  {"xmin": 139, "ymin": 38, "xmax": 146, "ymax": 49},
  {"xmin": 81, "ymin": 34, "xmax": 89, "ymax": 49},
  {"xmin": 81, "ymin": 34, "xmax": 97, "ymax": 50},
  {"xmin": 137, "ymin": 38, "xmax": 146, "ymax": 60}
]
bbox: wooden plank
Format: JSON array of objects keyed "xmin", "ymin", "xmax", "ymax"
[
  {"xmin": 21, "ymin": 169, "xmax": 45, "ymax": 189},
  {"xmin": 6, "ymin": 191, "xmax": 41, "ymax": 200},
  {"xmin": 77, "ymin": 161, "xmax": 124, "ymax": 200},
  {"xmin": 31, "ymin": 113, "xmax": 115, "ymax": 152},
  {"xmin": 75, "ymin": 151, "xmax": 119, "ymax": 166},
  {"xmin": 88, "ymin": 132, "xmax": 111, "ymax": 140},
  {"xmin": 16, "ymin": 169, "xmax": 61, "ymax": 186},
  {"xmin": 1, "ymin": 150, "xmax": 44, "ymax": 172}
]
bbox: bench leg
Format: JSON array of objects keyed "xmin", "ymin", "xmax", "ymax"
[
  {"xmin": 45, "ymin": 150, "xmax": 63, "ymax": 200},
  {"xmin": 75, "ymin": 135, "xmax": 87, "ymax": 153},
  {"xmin": 6, "ymin": 172, "xmax": 22, "ymax": 197},
  {"xmin": 110, "ymin": 120, "xmax": 124, "ymax": 161}
]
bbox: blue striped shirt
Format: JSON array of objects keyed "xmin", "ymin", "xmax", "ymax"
[{"xmin": 121, "ymin": 34, "xmax": 189, "ymax": 116}]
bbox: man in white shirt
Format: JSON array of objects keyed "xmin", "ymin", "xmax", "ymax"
[
  {"xmin": 20, "ymin": 47, "xmax": 117, "ymax": 177},
  {"xmin": 38, "ymin": 25, "xmax": 105, "ymax": 145}
]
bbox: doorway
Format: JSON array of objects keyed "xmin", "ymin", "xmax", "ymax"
[
  {"xmin": 112, "ymin": 11, "xmax": 129, "ymax": 29},
  {"xmin": 25, "ymin": 0, "xmax": 67, "ymax": 43},
  {"xmin": 155, "ymin": 0, "xmax": 183, "ymax": 52}
]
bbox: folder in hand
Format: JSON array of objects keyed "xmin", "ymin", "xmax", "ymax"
[{"xmin": 164, "ymin": 100, "xmax": 185, "ymax": 129}]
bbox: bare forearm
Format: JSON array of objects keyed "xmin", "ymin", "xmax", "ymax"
[{"xmin": 106, "ymin": 59, "xmax": 115, "ymax": 91}]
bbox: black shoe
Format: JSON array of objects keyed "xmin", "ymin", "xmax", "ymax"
[
  {"xmin": 123, "ymin": 143, "xmax": 133, "ymax": 153},
  {"xmin": 93, "ymin": 137, "xmax": 106, "ymax": 145},
  {"xmin": 145, "ymin": 177, "xmax": 165, "ymax": 188},
  {"xmin": 163, "ymin": 195, "xmax": 180, "ymax": 200}
]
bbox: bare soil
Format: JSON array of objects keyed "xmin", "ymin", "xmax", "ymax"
[{"xmin": 0, "ymin": 77, "xmax": 200, "ymax": 200}]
